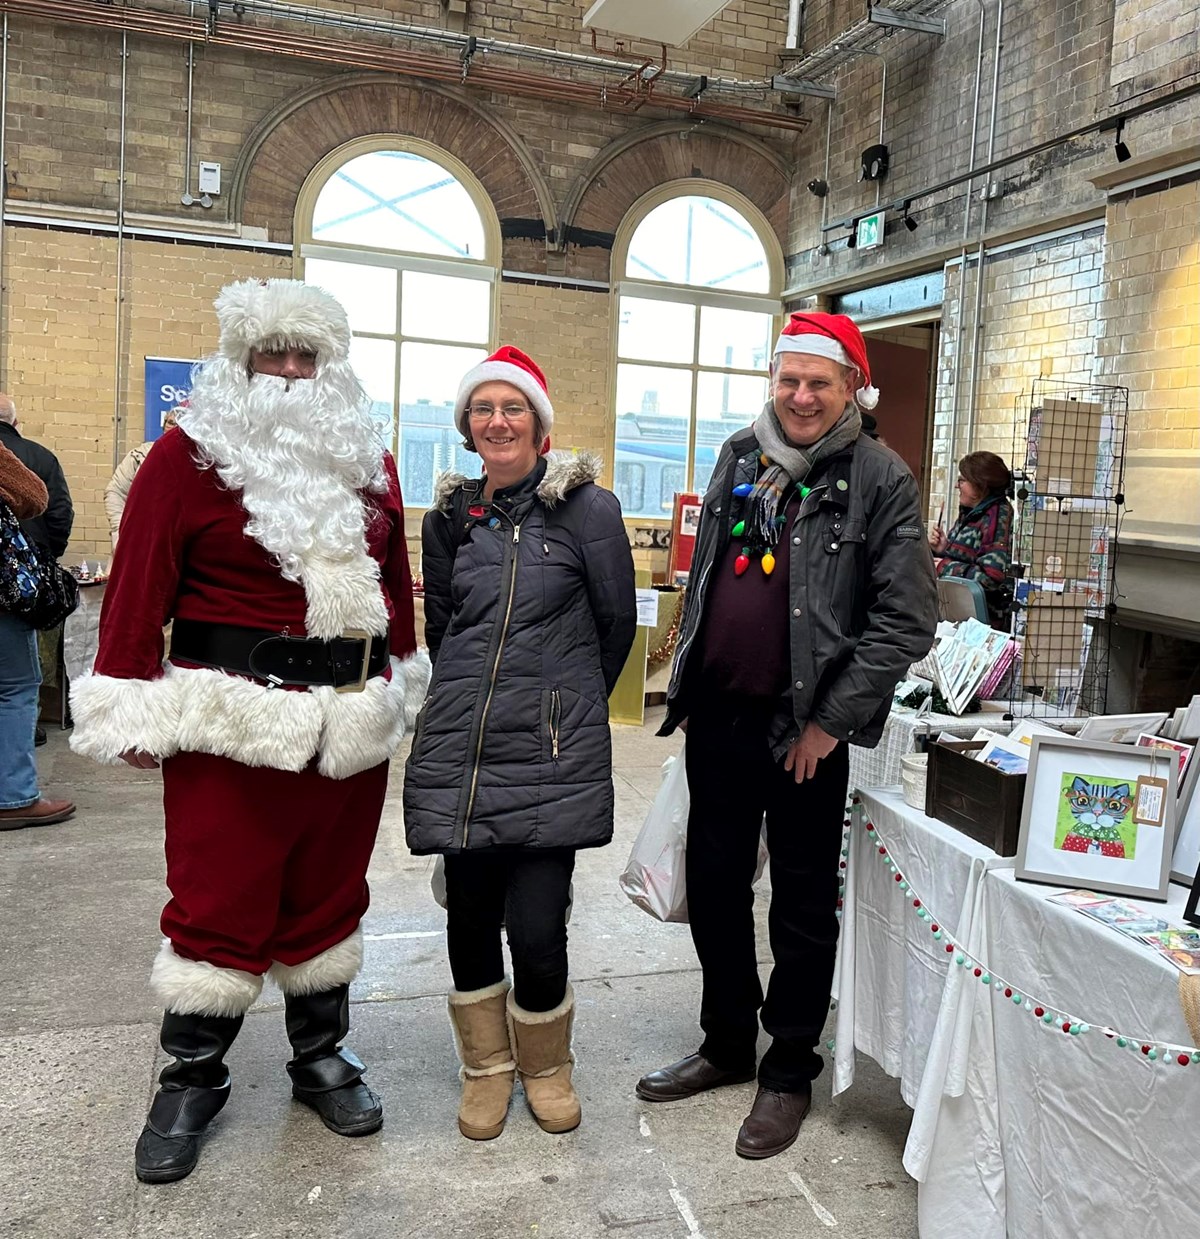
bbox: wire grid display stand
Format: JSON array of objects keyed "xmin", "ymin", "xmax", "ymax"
[{"xmin": 1009, "ymin": 378, "xmax": 1128, "ymax": 720}]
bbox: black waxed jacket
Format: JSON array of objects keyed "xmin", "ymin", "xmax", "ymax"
[
  {"xmin": 403, "ymin": 452, "xmax": 636, "ymax": 854},
  {"xmin": 660, "ymin": 427, "xmax": 937, "ymax": 758}
]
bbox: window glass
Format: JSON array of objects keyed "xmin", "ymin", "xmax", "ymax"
[
  {"xmin": 612, "ymin": 364, "xmax": 694, "ymax": 519},
  {"xmin": 401, "ymin": 270, "xmax": 490, "ymax": 344},
  {"xmin": 349, "ymin": 336, "xmax": 396, "ymax": 447},
  {"xmin": 626, "ymin": 196, "xmax": 769, "ymax": 292},
  {"xmin": 304, "ymin": 258, "xmax": 397, "ymax": 335},
  {"xmin": 693, "ymin": 371, "xmax": 770, "ymax": 495},
  {"xmin": 312, "ymin": 151, "xmax": 486, "ymax": 260},
  {"xmin": 398, "ymin": 341, "xmax": 487, "ymax": 506},
  {"xmin": 617, "ymin": 297, "xmax": 696, "ymax": 364},
  {"xmin": 698, "ymin": 306, "xmax": 773, "ymax": 371}
]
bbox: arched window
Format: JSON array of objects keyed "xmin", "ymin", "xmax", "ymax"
[
  {"xmin": 611, "ymin": 187, "xmax": 781, "ymax": 521},
  {"xmin": 295, "ymin": 138, "xmax": 500, "ymax": 506}
]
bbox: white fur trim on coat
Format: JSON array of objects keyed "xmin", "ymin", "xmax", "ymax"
[
  {"xmin": 69, "ymin": 654, "xmax": 426, "ymax": 779},
  {"xmin": 151, "ymin": 940, "xmax": 264, "ymax": 1016},
  {"xmin": 215, "ymin": 278, "xmax": 351, "ymax": 366},
  {"xmin": 269, "ymin": 927, "xmax": 363, "ymax": 995},
  {"xmin": 454, "ymin": 360, "xmax": 555, "ymax": 439},
  {"xmin": 300, "ymin": 553, "xmax": 391, "ymax": 641}
]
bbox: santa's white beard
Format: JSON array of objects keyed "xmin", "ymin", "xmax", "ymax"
[{"xmin": 180, "ymin": 360, "xmax": 387, "ymax": 587}]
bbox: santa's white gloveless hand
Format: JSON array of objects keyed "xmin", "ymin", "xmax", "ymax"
[
  {"xmin": 120, "ymin": 749, "xmax": 160, "ymax": 770},
  {"xmin": 783, "ymin": 721, "xmax": 837, "ymax": 784}
]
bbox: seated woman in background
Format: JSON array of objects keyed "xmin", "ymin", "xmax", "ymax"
[{"xmin": 929, "ymin": 450, "xmax": 1013, "ymax": 624}]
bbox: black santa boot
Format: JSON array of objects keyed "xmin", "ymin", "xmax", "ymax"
[
  {"xmin": 135, "ymin": 1012, "xmax": 243, "ymax": 1184},
  {"xmin": 284, "ymin": 984, "xmax": 383, "ymax": 1136}
]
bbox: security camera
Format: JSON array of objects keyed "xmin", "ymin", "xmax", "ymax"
[{"xmin": 807, "ymin": 178, "xmax": 828, "ymax": 198}]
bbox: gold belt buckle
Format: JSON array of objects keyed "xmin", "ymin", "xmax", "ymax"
[{"xmin": 335, "ymin": 628, "xmax": 372, "ymax": 694}]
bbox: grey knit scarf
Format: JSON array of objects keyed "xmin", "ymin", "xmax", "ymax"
[{"xmin": 743, "ymin": 401, "xmax": 863, "ymax": 551}]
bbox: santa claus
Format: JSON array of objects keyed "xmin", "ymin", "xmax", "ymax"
[{"xmin": 70, "ymin": 278, "xmax": 429, "ymax": 1184}]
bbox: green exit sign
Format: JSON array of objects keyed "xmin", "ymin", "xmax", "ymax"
[{"xmin": 856, "ymin": 210, "xmax": 886, "ymax": 250}]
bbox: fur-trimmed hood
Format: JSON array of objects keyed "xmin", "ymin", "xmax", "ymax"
[{"xmin": 433, "ymin": 450, "xmax": 603, "ymax": 513}]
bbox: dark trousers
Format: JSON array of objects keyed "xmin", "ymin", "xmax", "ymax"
[
  {"xmin": 443, "ymin": 848, "xmax": 576, "ymax": 1013},
  {"xmin": 684, "ymin": 699, "xmax": 849, "ymax": 1092}
]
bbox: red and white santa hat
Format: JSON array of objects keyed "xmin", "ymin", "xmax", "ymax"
[
  {"xmin": 773, "ymin": 311, "xmax": 879, "ymax": 410},
  {"xmin": 455, "ymin": 345, "xmax": 555, "ymax": 448}
]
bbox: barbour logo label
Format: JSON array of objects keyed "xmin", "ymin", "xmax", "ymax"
[{"xmin": 896, "ymin": 524, "xmax": 921, "ymax": 539}]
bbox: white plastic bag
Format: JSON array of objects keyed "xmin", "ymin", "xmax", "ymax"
[
  {"xmin": 620, "ymin": 748, "xmax": 693, "ymax": 923},
  {"xmin": 620, "ymin": 740, "xmax": 768, "ymax": 924}
]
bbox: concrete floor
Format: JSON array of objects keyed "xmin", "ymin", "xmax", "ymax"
[{"xmin": 0, "ymin": 708, "xmax": 917, "ymax": 1239}]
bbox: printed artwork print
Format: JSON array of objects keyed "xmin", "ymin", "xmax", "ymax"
[{"xmin": 1054, "ymin": 774, "xmax": 1137, "ymax": 860}]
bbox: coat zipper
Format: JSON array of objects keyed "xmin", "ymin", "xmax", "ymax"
[
  {"xmin": 549, "ymin": 688, "xmax": 561, "ymax": 759},
  {"xmin": 461, "ymin": 519, "xmax": 521, "ymax": 847}
]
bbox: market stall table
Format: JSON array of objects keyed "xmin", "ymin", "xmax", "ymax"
[{"xmin": 835, "ymin": 787, "xmax": 1200, "ymax": 1237}]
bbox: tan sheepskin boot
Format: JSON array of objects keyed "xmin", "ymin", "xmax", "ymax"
[
  {"xmin": 507, "ymin": 984, "xmax": 581, "ymax": 1134},
  {"xmin": 448, "ymin": 980, "xmax": 516, "ymax": 1141}
]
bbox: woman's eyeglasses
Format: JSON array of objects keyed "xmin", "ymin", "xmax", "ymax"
[{"xmin": 467, "ymin": 403, "xmax": 532, "ymax": 421}]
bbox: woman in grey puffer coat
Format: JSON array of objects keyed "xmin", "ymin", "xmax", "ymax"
[{"xmin": 403, "ymin": 346, "xmax": 636, "ymax": 1144}]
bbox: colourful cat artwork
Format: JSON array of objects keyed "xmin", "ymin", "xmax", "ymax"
[{"xmin": 1058, "ymin": 777, "xmax": 1134, "ymax": 858}]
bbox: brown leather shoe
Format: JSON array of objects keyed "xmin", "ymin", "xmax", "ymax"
[
  {"xmin": 0, "ymin": 797, "xmax": 76, "ymax": 831},
  {"xmin": 735, "ymin": 1085, "xmax": 811, "ymax": 1159},
  {"xmin": 636, "ymin": 1053, "xmax": 756, "ymax": 1102}
]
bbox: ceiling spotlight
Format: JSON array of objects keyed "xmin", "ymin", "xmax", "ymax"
[
  {"xmin": 807, "ymin": 178, "xmax": 828, "ymax": 198},
  {"xmin": 846, "ymin": 220, "xmax": 858, "ymax": 250},
  {"xmin": 902, "ymin": 203, "xmax": 918, "ymax": 232},
  {"xmin": 1114, "ymin": 118, "xmax": 1131, "ymax": 163}
]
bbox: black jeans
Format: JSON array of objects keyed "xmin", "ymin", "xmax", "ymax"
[
  {"xmin": 443, "ymin": 848, "xmax": 576, "ymax": 1013},
  {"xmin": 684, "ymin": 699, "xmax": 849, "ymax": 1092}
]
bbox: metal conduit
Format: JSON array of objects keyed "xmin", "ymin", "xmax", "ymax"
[
  {"xmin": 236, "ymin": 0, "xmax": 776, "ymax": 94},
  {"xmin": 112, "ymin": 30, "xmax": 127, "ymax": 471},
  {"xmin": 0, "ymin": 0, "xmax": 808, "ymax": 132}
]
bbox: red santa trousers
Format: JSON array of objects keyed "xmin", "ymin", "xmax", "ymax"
[{"xmin": 159, "ymin": 751, "xmax": 389, "ymax": 974}]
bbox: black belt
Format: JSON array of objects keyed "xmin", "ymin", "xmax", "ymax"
[{"xmin": 170, "ymin": 619, "xmax": 388, "ymax": 692}]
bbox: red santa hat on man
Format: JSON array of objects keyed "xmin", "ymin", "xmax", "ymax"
[
  {"xmin": 455, "ymin": 345, "xmax": 555, "ymax": 454},
  {"xmin": 773, "ymin": 312, "xmax": 880, "ymax": 410}
]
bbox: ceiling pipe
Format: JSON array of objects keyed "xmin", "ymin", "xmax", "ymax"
[
  {"xmin": 0, "ymin": 0, "xmax": 808, "ymax": 132},
  {"xmin": 785, "ymin": 0, "xmax": 803, "ymax": 50}
]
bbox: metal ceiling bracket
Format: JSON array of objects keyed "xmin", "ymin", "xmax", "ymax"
[
  {"xmin": 772, "ymin": 75, "xmax": 835, "ymax": 98},
  {"xmin": 868, "ymin": 6, "xmax": 946, "ymax": 36}
]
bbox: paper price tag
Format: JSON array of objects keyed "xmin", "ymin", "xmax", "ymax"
[{"xmin": 1133, "ymin": 776, "xmax": 1168, "ymax": 827}]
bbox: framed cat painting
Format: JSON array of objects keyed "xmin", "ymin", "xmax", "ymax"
[{"xmin": 1016, "ymin": 735, "xmax": 1177, "ymax": 900}]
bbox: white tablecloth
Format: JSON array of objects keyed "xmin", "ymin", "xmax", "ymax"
[{"xmin": 838, "ymin": 788, "xmax": 1200, "ymax": 1238}]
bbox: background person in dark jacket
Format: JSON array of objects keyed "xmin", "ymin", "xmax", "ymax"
[
  {"xmin": 0, "ymin": 441, "xmax": 75, "ymax": 829},
  {"xmin": 404, "ymin": 345, "xmax": 636, "ymax": 1145},
  {"xmin": 0, "ymin": 393, "xmax": 75, "ymax": 748},
  {"xmin": 0, "ymin": 394, "xmax": 74, "ymax": 560},
  {"xmin": 637, "ymin": 313, "xmax": 937, "ymax": 1160}
]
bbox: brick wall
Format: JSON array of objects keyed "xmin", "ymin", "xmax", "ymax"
[
  {"xmin": 929, "ymin": 227, "xmax": 1105, "ymax": 516},
  {"xmin": 1096, "ymin": 177, "xmax": 1200, "ymax": 547}
]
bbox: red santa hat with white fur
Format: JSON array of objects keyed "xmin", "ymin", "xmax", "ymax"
[
  {"xmin": 455, "ymin": 345, "xmax": 555, "ymax": 454},
  {"xmin": 773, "ymin": 312, "xmax": 880, "ymax": 410}
]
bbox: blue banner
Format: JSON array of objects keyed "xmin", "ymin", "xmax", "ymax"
[{"xmin": 144, "ymin": 357, "xmax": 198, "ymax": 440}]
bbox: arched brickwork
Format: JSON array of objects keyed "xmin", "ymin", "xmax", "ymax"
[
  {"xmin": 560, "ymin": 123, "xmax": 791, "ymax": 282},
  {"xmin": 232, "ymin": 74, "xmax": 555, "ymax": 271}
]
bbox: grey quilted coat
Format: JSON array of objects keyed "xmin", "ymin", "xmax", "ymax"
[{"xmin": 403, "ymin": 452, "xmax": 636, "ymax": 854}]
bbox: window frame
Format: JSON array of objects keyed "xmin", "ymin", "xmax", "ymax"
[
  {"xmin": 609, "ymin": 180, "xmax": 783, "ymax": 522},
  {"xmin": 293, "ymin": 135, "xmax": 501, "ymax": 507}
]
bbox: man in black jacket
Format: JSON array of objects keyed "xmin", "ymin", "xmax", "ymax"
[
  {"xmin": 636, "ymin": 313, "xmax": 937, "ymax": 1159},
  {"xmin": 0, "ymin": 394, "xmax": 74, "ymax": 560}
]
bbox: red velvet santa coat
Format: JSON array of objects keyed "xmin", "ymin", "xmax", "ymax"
[{"xmin": 70, "ymin": 427, "xmax": 428, "ymax": 778}]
